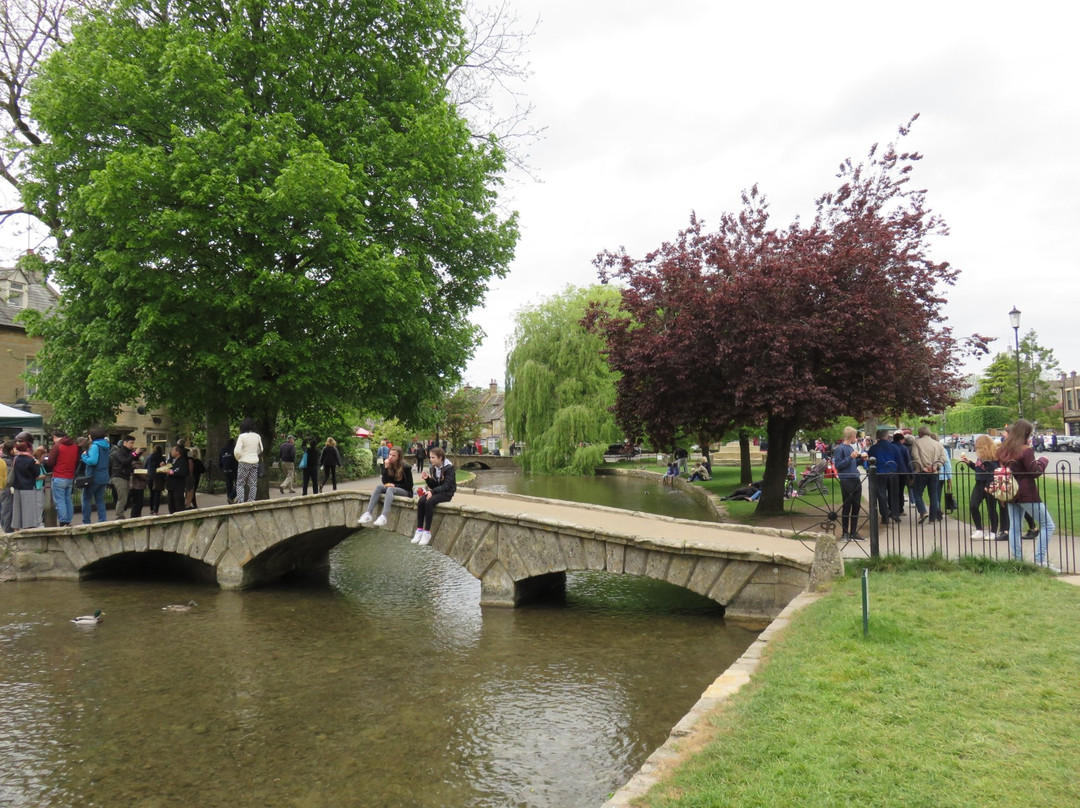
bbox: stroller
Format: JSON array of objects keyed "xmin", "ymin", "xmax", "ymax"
[{"xmin": 795, "ymin": 458, "xmax": 831, "ymax": 497}]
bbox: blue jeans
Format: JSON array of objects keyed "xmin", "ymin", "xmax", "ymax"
[
  {"xmin": 82, "ymin": 481, "xmax": 108, "ymax": 524},
  {"xmin": 913, "ymin": 473, "xmax": 941, "ymax": 519},
  {"xmin": 365, "ymin": 485, "xmax": 411, "ymax": 517},
  {"xmin": 1008, "ymin": 501, "xmax": 1054, "ymax": 565},
  {"xmin": 52, "ymin": 476, "xmax": 74, "ymax": 525}
]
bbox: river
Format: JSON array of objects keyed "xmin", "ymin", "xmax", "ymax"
[{"xmin": 1, "ymin": 476, "xmax": 754, "ymax": 807}]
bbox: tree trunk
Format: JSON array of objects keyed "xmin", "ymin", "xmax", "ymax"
[
  {"xmin": 205, "ymin": 409, "xmax": 231, "ymax": 496},
  {"xmin": 756, "ymin": 416, "xmax": 799, "ymax": 514},
  {"xmin": 255, "ymin": 408, "xmax": 279, "ymax": 501},
  {"xmin": 738, "ymin": 429, "xmax": 753, "ymax": 485}
]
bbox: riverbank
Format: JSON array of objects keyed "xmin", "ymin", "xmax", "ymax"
[{"xmin": 609, "ymin": 560, "xmax": 1080, "ymax": 807}]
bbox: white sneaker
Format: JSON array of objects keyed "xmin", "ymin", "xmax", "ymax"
[
  {"xmin": 358, "ymin": 512, "xmax": 373, "ymax": 525},
  {"xmin": 418, "ymin": 531, "xmax": 432, "ymax": 546},
  {"xmin": 411, "ymin": 529, "xmax": 423, "ymax": 544},
  {"xmin": 373, "ymin": 515, "xmax": 387, "ymax": 527},
  {"xmin": 971, "ymin": 530, "xmax": 985, "ymax": 540}
]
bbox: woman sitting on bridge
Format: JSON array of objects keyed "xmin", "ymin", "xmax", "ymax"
[
  {"xmin": 413, "ymin": 447, "xmax": 456, "ymax": 546},
  {"xmin": 359, "ymin": 447, "xmax": 414, "ymax": 528}
]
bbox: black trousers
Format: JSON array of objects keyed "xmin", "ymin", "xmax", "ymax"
[{"xmin": 416, "ymin": 492, "xmax": 453, "ymax": 531}]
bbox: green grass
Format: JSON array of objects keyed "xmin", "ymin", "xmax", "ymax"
[{"xmin": 639, "ymin": 564, "xmax": 1080, "ymax": 808}]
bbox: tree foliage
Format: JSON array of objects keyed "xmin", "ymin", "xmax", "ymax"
[
  {"xmin": 21, "ymin": 0, "xmax": 518, "ymax": 448},
  {"xmin": 440, "ymin": 386, "xmax": 484, "ymax": 450},
  {"xmin": 505, "ymin": 285, "xmax": 621, "ymax": 474},
  {"xmin": 590, "ymin": 118, "xmax": 964, "ymax": 512},
  {"xmin": 969, "ymin": 330, "xmax": 1061, "ymax": 428}
]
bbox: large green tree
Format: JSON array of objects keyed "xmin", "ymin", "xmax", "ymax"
[
  {"xmin": 969, "ymin": 330, "xmax": 1061, "ymax": 428},
  {"xmin": 21, "ymin": 0, "xmax": 517, "ymax": 473},
  {"xmin": 505, "ymin": 285, "xmax": 622, "ymax": 474}
]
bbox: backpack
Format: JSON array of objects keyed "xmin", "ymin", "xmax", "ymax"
[{"xmin": 987, "ymin": 466, "xmax": 1018, "ymax": 503}]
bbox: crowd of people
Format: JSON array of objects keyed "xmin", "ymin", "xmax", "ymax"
[{"xmin": 829, "ymin": 421, "xmax": 1055, "ymax": 567}]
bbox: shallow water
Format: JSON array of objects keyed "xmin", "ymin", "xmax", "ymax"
[
  {"xmin": 1, "ymin": 531, "xmax": 756, "ymax": 807},
  {"xmin": 470, "ymin": 470, "xmax": 717, "ymax": 522}
]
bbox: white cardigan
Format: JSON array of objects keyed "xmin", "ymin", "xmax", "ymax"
[{"xmin": 233, "ymin": 432, "xmax": 264, "ymax": 465}]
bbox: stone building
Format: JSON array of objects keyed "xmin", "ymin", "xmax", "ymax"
[
  {"xmin": 476, "ymin": 379, "xmax": 506, "ymax": 453},
  {"xmin": 1060, "ymin": 372, "xmax": 1080, "ymax": 437},
  {"xmin": 0, "ymin": 265, "xmax": 174, "ymax": 445}
]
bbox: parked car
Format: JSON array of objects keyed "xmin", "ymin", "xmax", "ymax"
[{"xmin": 605, "ymin": 443, "xmax": 641, "ymax": 458}]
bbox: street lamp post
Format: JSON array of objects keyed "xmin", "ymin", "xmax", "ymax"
[{"xmin": 1009, "ymin": 306, "xmax": 1023, "ymax": 421}]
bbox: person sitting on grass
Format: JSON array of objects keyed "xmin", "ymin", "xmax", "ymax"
[{"xmin": 688, "ymin": 461, "xmax": 711, "ymax": 482}]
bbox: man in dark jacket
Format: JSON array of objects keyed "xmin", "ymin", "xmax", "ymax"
[
  {"xmin": 867, "ymin": 430, "xmax": 902, "ymax": 523},
  {"xmin": 110, "ymin": 435, "xmax": 137, "ymax": 519}
]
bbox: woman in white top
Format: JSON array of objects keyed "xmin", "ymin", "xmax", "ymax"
[{"xmin": 232, "ymin": 417, "xmax": 263, "ymax": 503}]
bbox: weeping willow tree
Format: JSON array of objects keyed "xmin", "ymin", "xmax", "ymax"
[{"xmin": 505, "ymin": 285, "xmax": 623, "ymax": 474}]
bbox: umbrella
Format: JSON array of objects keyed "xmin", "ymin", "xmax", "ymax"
[{"xmin": 354, "ymin": 427, "xmax": 372, "ymax": 438}]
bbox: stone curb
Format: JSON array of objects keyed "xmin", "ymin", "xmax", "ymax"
[{"xmin": 600, "ymin": 589, "xmax": 823, "ymax": 807}]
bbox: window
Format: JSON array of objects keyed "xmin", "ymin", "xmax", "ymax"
[
  {"xmin": 1069, "ymin": 391, "xmax": 1074, "ymax": 412},
  {"xmin": 5, "ymin": 280, "xmax": 27, "ymax": 309},
  {"xmin": 24, "ymin": 357, "xmax": 40, "ymax": 398}
]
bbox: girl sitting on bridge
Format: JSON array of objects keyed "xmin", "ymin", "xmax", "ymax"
[
  {"xmin": 413, "ymin": 447, "xmax": 456, "ymax": 546},
  {"xmin": 359, "ymin": 447, "xmax": 414, "ymax": 528}
]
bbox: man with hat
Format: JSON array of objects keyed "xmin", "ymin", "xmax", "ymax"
[{"xmin": 278, "ymin": 435, "xmax": 297, "ymax": 494}]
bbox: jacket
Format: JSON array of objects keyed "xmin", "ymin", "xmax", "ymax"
[
  {"xmin": 110, "ymin": 445, "xmax": 136, "ymax": 479},
  {"xmin": 866, "ymin": 439, "xmax": 902, "ymax": 475},
  {"xmin": 425, "ymin": 461, "xmax": 456, "ymax": 497},
  {"xmin": 320, "ymin": 446, "xmax": 342, "ymax": 468},
  {"xmin": 278, "ymin": 441, "xmax": 297, "ymax": 463},
  {"xmin": 165, "ymin": 453, "xmax": 188, "ymax": 492},
  {"xmin": 233, "ymin": 432, "xmax": 263, "ymax": 465},
  {"xmin": 1005, "ymin": 447, "xmax": 1048, "ymax": 503},
  {"xmin": 46, "ymin": 438, "xmax": 80, "ymax": 479},
  {"xmin": 81, "ymin": 438, "xmax": 113, "ymax": 484},
  {"xmin": 910, "ymin": 435, "xmax": 946, "ymax": 473},
  {"xmin": 12, "ymin": 454, "xmax": 40, "ymax": 491},
  {"xmin": 380, "ymin": 463, "xmax": 414, "ymax": 495},
  {"xmin": 832, "ymin": 443, "xmax": 862, "ymax": 480}
]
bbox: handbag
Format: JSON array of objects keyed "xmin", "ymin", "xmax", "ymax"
[
  {"xmin": 298, "ymin": 453, "xmax": 308, "ymax": 470},
  {"xmin": 988, "ymin": 467, "xmax": 1019, "ymax": 503},
  {"xmin": 74, "ymin": 462, "xmax": 93, "ymax": 489},
  {"xmin": 257, "ymin": 462, "xmax": 266, "ymax": 478}
]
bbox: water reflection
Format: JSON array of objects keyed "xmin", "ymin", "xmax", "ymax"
[{"xmin": 1, "ymin": 532, "xmax": 754, "ymax": 807}]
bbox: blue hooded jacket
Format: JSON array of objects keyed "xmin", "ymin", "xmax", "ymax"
[{"xmin": 82, "ymin": 438, "xmax": 112, "ymax": 484}]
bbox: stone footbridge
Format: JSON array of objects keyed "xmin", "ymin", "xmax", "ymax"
[{"xmin": 2, "ymin": 492, "xmax": 814, "ymax": 622}]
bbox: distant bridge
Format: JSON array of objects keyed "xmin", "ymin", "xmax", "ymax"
[
  {"xmin": 3, "ymin": 492, "xmax": 812, "ymax": 622},
  {"xmin": 443, "ymin": 453, "xmax": 520, "ymax": 471}
]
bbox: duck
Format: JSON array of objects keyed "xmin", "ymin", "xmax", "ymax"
[
  {"xmin": 71, "ymin": 610, "xmax": 104, "ymax": 624},
  {"xmin": 162, "ymin": 601, "xmax": 198, "ymax": 612}
]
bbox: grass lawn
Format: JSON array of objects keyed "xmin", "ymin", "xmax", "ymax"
[{"xmin": 638, "ymin": 562, "xmax": 1080, "ymax": 808}]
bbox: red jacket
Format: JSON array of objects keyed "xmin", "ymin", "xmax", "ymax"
[{"xmin": 46, "ymin": 438, "xmax": 80, "ymax": 479}]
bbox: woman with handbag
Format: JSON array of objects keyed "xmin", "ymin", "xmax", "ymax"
[
  {"xmin": 998, "ymin": 419, "xmax": 1055, "ymax": 569},
  {"xmin": 301, "ymin": 438, "xmax": 320, "ymax": 495}
]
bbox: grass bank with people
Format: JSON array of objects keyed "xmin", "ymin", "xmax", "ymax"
[{"xmin": 634, "ymin": 558, "xmax": 1080, "ymax": 807}]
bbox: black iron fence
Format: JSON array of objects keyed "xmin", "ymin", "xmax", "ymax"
[{"xmin": 789, "ymin": 455, "xmax": 1079, "ymax": 573}]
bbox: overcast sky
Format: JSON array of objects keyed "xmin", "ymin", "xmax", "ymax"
[
  {"xmin": 3, "ymin": 0, "xmax": 1076, "ymax": 401},
  {"xmin": 459, "ymin": 0, "xmax": 1080, "ymax": 393}
]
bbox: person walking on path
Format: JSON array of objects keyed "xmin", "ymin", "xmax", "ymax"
[
  {"xmin": 233, "ymin": 418, "xmax": 263, "ymax": 503},
  {"xmin": 833, "ymin": 426, "xmax": 866, "ymax": 540},
  {"xmin": 185, "ymin": 447, "xmax": 205, "ymax": 509},
  {"xmin": 998, "ymin": 419, "xmax": 1055, "ymax": 569},
  {"xmin": 45, "ymin": 429, "xmax": 80, "ymax": 527},
  {"xmin": 320, "ymin": 437, "xmax": 342, "ymax": 492},
  {"xmin": 146, "ymin": 445, "xmax": 166, "ymax": 515},
  {"xmin": 278, "ymin": 436, "xmax": 297, "ymax": 494},
  {"xmin": 218, "ymin": 439, "xmax": 238, "ymax": 504},
  {"xmin": 128, "ymin": 448, "xmax": 148, "ymax": 518},
  {"xmin": 359, "ymin": 446, "xmax": 414, "ymax": 527},
  {"xmin": 866, "ymin": 429, "xmax": 902, "ymax": 523},
  {"xmin": 109, "ymin": 435, "xmax": 137, "ymax": 519},
  {"xmin": 301, "ymin": 438, "xmax": 321, "ymax": 495},
  {"xmin": 909, "ymin": 426, "xmax": 947, "ymax": 523},
  {"xmin": 80, "ymin": 428, "xmax": 112, "ymax": 525},
  {"xmin": 163, "ymin": 444, "xmax": 189, "ymax": 514},
  {"xmin": 412, "ymin": 447, "xmax": 456, "ymax": 546}
]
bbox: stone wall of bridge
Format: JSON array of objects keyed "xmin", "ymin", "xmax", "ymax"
[{"xmin": 2, "ymin": 492, "xmax": 810, "ymax": 622}]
